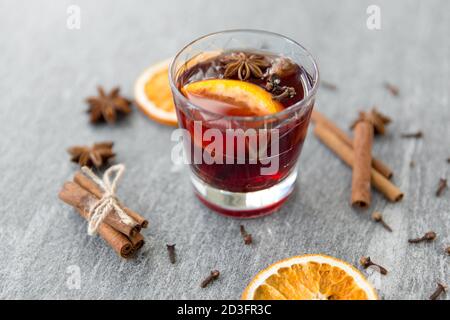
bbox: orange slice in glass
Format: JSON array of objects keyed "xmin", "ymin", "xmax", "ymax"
[
  {"xmin": 134, "ymin": 59, "xmax": 178, "ymax": 126},
  {"xmin": 242, "ymin": 254, "xmax": 378, "ymax": 300},
  {"xmin": 182, "ymin": 79, "xmax": 284, "ymax": 117}
]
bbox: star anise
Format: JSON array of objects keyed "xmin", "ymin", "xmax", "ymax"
[
  {"xmin": 67, "ymin": 141, "xmax": 115, "ymax": 168},
  {"xmin": 222, "ymin": 52, "xmax": 270, "ymax": 80},
  {"xmin": 350, "ymin": 108, "xmax": 392, "ymax": 135},
  {"xmin": 86, "ymin": 86, "xmax": 132, "ymax": 124}
]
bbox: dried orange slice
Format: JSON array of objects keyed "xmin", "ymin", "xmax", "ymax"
[
  {"xmin": 182, "ymin": 79, "xmax": 284, "ymax": 117},
  {"xmin": 134, "ymin": 53, "xmax": 223, "ymax": 126},
  {"xmin": 242, "ymin": 254, "xmax": 378, "ymax": 300},
  {"xmin": 134, "ymin": 59, "xmax": 177, "ymax": 126}
]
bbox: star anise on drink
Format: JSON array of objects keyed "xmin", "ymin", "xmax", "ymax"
[
  {"xmin": 86, "ymin": 86, "xmax": 132, "ymax": 124},
  {"xmin": 67, "ymin": 141, "xmax": 115, "ymax": 168},
  {"xmin": 222, "ymin": 52, "xmax": 270, "ymax": 80}
]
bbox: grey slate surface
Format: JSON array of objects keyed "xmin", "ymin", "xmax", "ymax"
[{"xmin": 0, "ymin": 0, "xmax": 448, "ymax": 300}]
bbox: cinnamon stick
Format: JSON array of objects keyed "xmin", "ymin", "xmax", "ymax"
[
  {"xmin": 59, "ymin": 182, "xmax": 135, "ymax": 258},
  {"xmin": 351, "ymin": 120, "xmax": 374, "ymax": 208},
  {"xmin": 311, "ymin": 111, "xmax": 393, "ymax": 179},
  {"xmin": 314, "ymin": 124, "xmax": 403, "ymax": 202},
  {"xmin": 73, "ymin": 171, "xmax": 148, "ymax": 228}
]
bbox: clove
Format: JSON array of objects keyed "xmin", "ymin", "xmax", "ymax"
[
  {"xmin": 359, "ymin": 256, "xmax": 388, "ymax": 275},
  {"xmin": 371, "ymin": 212, "xmax": 393, "ymax": 232},
  {"xmin": 401, "ymin": 131, "xmax": 423, "ymax": 139},
  {"xmin": 429, "ymin": 282, "xmax": 447, "ymax": 300},
  {"xmin": 321, "ymin": 81, "xmax": 337, "ymax": 91},
  {"xmin": 408, "ymin": 231, "xmax": 437, "ymax": 243},
  {"xmin": 240, "ymin": 225, "xmax": 253, "ymax": 245},
  {"xmin": 265, "ymin": 75, "xmax": 281, "ymax": 92},
  {"xmin": 200, "ymin": 270, "xmax": 220, "ymax": 288},
  {"xmin": 435, "ymin": 178, "xmax": 447, "ymax": 197},
  {"xmin": 166, "ymin": 244, "xmax": 176, "ymax": 264}
]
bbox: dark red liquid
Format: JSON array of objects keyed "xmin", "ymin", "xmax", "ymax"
[{"xmin": 174, "ymin": 51, "xmax": 314, "ymax": 192}]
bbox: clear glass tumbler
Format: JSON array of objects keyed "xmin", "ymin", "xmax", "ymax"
[{"xmin": 169, "ymin": 30, "xmax": 319, "ymax": 218}]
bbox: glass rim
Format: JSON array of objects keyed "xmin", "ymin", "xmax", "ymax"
[{"xmin": 169, "ymin": 29, "xmax": 320, "ymax": 122}]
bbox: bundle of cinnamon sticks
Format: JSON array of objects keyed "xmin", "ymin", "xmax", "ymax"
[
  {"xmin": 311, "ymin": 110, "xmax": 403, "ymax": 208},
  {"xmin": 58, "ymin": 170, "xmax": 148, "ymax": 258}
]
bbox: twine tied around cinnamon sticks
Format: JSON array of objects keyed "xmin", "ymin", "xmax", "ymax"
[
  {"xmin": 81, "ymin": 164, "xmax": 135, "ymax": 236},
  {"xmin": 311, "ymin": 110, "xmax": 404, "ymax": 206}
]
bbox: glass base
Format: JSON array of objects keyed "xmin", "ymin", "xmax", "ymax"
[{"xmin": 191, "ymin": 170, "xmax": 297, "ymax": 218}]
